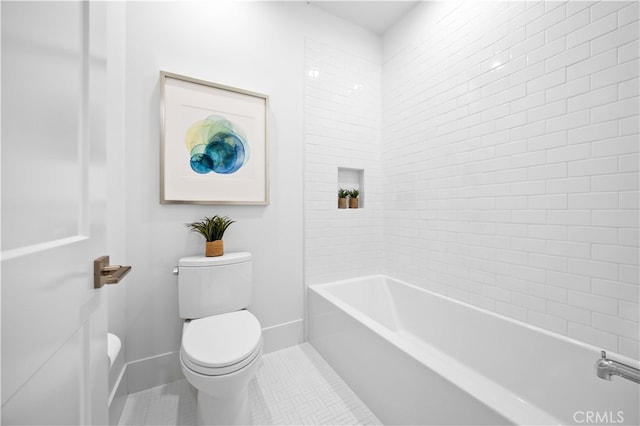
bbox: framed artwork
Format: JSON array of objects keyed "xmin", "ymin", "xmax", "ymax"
[{"xmin": 160, "ymin": 71, "xmax": 269, "ymax": 204}]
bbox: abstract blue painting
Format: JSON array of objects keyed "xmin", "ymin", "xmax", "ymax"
[
  {"xmin": 160, "ymin": 71, "xmax": 269, "ymax": 205},
  {"xmin": 185, "ymin": 115, "xmax": 250, "ymax": 175}
]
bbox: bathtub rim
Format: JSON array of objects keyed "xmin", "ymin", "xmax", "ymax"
[{"xmin": 309, "ymin": 274, "xmax": 639, "ymax": 367}]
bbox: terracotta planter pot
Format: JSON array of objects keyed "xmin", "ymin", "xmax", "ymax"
[
  {"xmin": 205, "ymin": 240, "xmax": 224, "ymax": 257},
  {"xmin": 338, "ymin": 198, "xmax": 347, "ymax": 209},
  {"xmin": 349, "ymin": 198, "xmax": 359, "ymax": 208}
]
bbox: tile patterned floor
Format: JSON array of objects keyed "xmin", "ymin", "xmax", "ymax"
[{"xmin": 118, "ymin": 343, "xmax": 381, "ymax": 425}]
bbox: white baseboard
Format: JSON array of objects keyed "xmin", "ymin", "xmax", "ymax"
[
  {"xmin": 262, "ymin": 318, "xmax": 304, "ymax": 353},
  {"xmin": 125, "ymin": 351, "xmax": 184, "ymax": 394}
]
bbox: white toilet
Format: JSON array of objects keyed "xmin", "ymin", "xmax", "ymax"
[{"xmin": 177, "ymin": 252, "xmax": 263, "ymax": 425}]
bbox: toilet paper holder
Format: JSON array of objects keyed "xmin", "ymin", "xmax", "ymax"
[{"xmin": 94, "ymin": 255, "xmax": 132, "ymax": 289}]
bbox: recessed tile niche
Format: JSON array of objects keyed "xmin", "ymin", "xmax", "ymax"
[{"xmin": 338, "ymin": 167, "xmax": 364, "ymax": 208}]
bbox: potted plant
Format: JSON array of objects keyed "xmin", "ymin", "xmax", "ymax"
[
  {"xmin": 185, "ymin": 215, "xmax": 235, "ymax": 257},
  {"xmin": 338, "ymin": 188, "xmax": 349, "ymax": 209},
  {"xmin": 348, "ymin": 189, "xmax": 359, "ymax": 208}
]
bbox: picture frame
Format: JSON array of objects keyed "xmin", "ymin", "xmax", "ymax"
[{"xmin": 159, "ymin": 71, "xmax": 269, "ymax": 205}]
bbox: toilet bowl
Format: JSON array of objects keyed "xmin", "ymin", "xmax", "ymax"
[
  {"xmin": 180, "ymin": 310, "xmax": 263, "ymax": 425},
  {"xmin": 176, "ymin": 253, "xmax": 262, "ymax": 425}
]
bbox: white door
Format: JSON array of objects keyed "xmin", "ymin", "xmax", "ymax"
[{"xmin": 2, "ymin": 1, "xmax": 109, "ymax": 424}]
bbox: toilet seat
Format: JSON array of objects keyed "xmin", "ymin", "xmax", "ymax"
[
  {"xmin": 181, "ymin": 339, "xmax": 262, "ymax": 376},
  {"xmin": 181, "ymin": 310, "xmax": 262, "ymax": 376}
]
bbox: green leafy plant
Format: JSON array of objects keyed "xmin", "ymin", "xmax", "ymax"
[
  {"xmin": 185, "ymin": 215, "xmax": 235, "ymax": 242},
  {"xmin": 338, "ymin": 188, "xmax": 349, "ymax": 198},
  {"xmin": 348, "ymin": 189, "xmax": 359, "ymax": 198}
]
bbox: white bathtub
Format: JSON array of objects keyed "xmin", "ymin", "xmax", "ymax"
[{"xmin": 308, "ymin": 275, "xmax": 639, "ymax": 425}]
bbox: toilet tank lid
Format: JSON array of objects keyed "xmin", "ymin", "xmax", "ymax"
[{"xmin": 179, "ymin": 252, "xmax": 252, "ymax": 267}]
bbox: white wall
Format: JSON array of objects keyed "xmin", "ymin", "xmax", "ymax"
[
  {"xmin": 122, "ymin": 1, "xmax": 380, "ymax": 391},
  {"xmin": 382, "ymin": 1, "xmax": 639, "ymax": 360}
]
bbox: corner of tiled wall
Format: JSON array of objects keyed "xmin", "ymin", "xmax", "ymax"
[{"xmin": 304, "ymin": 38, "xmax": 384, "ymax": 285}]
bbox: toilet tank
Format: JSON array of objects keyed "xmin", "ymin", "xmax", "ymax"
[{"xmin": 178, "ymin": 252, "xmax": 252, "ymax": 319}]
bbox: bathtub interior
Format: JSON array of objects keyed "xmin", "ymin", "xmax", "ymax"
[
  {"xmin": 311, "ymin": 275, "xmax": 640, "ymax": 426},
  {"xmin": 315, "ymin": 275, "xmax": 400, "ymax": 332}
]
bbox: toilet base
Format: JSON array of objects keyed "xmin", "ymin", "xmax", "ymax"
[
  {"xmin": 181, "ymin": 336, "xmax": 263, "ymax": 425},
  {"xmin": 196, "ymin": 388, "xmax": 250, "ymax": 426}
]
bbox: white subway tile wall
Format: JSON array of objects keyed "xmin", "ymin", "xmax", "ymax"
[
  {"xmin": 304, "ymin": 39, "xmax": 384, "ymax": 285},
  {"xmin": 382, "ymin": 1, "xmax": 639, "ymax": 358}
]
